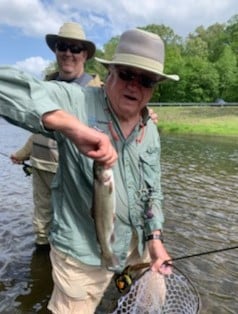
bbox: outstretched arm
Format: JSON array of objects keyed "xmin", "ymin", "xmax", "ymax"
[{"xmin": 42, "ymin": 110, "xmax": 118, "ymax": 168}]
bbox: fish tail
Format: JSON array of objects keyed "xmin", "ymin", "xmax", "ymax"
[{"xmin": 102, "ymin": 253, "xmax": 120, "ymax": 270}]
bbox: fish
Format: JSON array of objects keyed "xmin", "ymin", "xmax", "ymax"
[{"xmin": 92, "ymin": 161, "xmax": 119, "ymax": 270}]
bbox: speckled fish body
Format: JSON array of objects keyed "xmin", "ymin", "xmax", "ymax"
[{"xmin": 93, "ymin": 162, "xmax": 119, "ymax": 270}]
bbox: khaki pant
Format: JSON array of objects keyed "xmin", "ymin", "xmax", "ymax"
[
  {"xmin": 48, "ymin": 235, "xmax": 151, "ymax": 314},
  {"xmin": 32, "ymin": 168, "xmax": 54, "ymax": 245}
]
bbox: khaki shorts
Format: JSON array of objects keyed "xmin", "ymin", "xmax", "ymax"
[{"xmin": 48, "ymin": 235, "xmax": 151, "ymax": 314}]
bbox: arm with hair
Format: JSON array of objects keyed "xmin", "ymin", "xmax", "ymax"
[{"xmin": 42, "ymin": 110, "xmax": 117, "ymax": 168}]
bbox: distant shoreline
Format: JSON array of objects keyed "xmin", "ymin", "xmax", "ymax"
[{"xmin": 152, "ymin": 106, "xmax": 238, "ymax": 137}]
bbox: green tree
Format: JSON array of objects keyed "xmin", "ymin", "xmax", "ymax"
[
  {"xmin": 181, "ymin": 56, "xmax": 219, "ymax": 102},
  {"xmin": 215, "ymin": 45, "xmax": 238, "ymax": 101},
  {"xmin": 225, "ymin": 15, "xmax": 238, "ymax": 60},
  {"xmin": 140, "ymin": 24, "xmax": 183, "ymax": 102},
  {"xmin": 184, "ymin": 36, "xmax": 209, "ymax": 59},
  {"xmin": 92, "ymin": 36, "xmax": 120, "ymax": 82},
  {"xmin": 189, "ymin": 23, "xmax": 227, "ymax": 62}
]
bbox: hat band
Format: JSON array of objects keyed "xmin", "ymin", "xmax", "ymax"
[
  {"xmin": 111, "ymin": 53, "xmax": 164, "ymax": 73},
  {"xmin": 58, "ymin": 31, "xmax": 85, "ymax": 40}
]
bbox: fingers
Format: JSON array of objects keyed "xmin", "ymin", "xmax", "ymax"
[
  {"xmin": 10, "ymin": 154, "xmax": 21, "ymax": 164},
  {"xmin": 87, "ymin": 134, "xmax": 118, "ymax": 168},
  {"xmin": 150, "ymin": 258, "xmax": 173, "ymax": 275},
  {"xmin": 148, "ymin": 108, "xmax": 158, "ymax": 124}
]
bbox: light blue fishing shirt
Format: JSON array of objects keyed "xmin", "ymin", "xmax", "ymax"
[{"xmin": 0, "ymin": 67, "xmax": 164, "ymax": 271}]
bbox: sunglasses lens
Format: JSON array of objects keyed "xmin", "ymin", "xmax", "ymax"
[
  {"xmin": 70, "ymin": 45, "xmax": 84, "ymax": 53},
  {"xmin": 140, "ymin": 75, "xmax": 157, "ymax": 88},
  {"xmin": 118, "ymin": 70, "xmax": 133, "ymax": 82},
  {"xmin": 56, "ymin": 42, "xmax": 84, "ymax": 54},
  {"xmin": 56, "ymin": 42, "xmax": 68, "ymax": 52},
  {"xmin": 117, "ymin": 68, "xmax": 157, "ymax": 88}
]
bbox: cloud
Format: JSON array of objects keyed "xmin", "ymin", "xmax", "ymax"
[
  {"xmin": 0, "ymin": 0, "xmax": 237, "ymax": 76},
  {"xmin": 0, "ymin": 0, "xmax": 237, "ymax": 41},
  {"xmin": 14, "ymin": 56, "xmax": 51, "ymax": 78},
  {"xmin": 0, "ymin": 0, "xmax": 63, "ymax": 37}
]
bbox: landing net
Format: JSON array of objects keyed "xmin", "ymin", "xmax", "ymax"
[{"xmin": 111, "ymin": 266, "xmax": 201, "ymax": 314}]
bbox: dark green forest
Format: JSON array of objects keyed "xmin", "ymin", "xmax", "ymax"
[{"xmin": 48, "ymin": 14, "xmax": 238, "ymax": 102}]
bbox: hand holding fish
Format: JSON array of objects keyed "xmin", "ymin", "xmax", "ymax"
[{"xmin": 42, "ymin": 110, "xmax": 118, "ymax": 168}]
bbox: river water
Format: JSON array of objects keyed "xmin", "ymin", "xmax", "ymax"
[{"xmin": 0, "ymin": 118, "xmax": 237, "ymax": 313}]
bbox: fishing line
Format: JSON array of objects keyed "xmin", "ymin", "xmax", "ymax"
[
  {"xmin": 0, "ymin": 151, "xmax": 32, "ymax": 176},
  {"xmin": 0, "ymin": 151, "xmax": 9, "ymax": 158},
  {"xmin": 165, "ymin": 244, "xmax": 238, "ymax": 264},
  {"xmin": 126, "ymin": 245, "xmax": 238, "ymax": 272}
]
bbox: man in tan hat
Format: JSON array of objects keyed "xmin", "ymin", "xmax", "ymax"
[
  {"xmin": 45, "ymin": 21, "xmax": 101, "ymax": 85},
  {"xmin": 10, "ymin": 22, "xmax": 101, "ymax": 249},
  {"xmin": 0, "ymin": 28, "xmax": 179, "ymax": 313}
]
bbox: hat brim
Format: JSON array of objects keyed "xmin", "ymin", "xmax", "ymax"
[
  {"xmin": 46, "ymin": 34, "xmax": 96, "ymax": 60},
  {"xmin": 95, "ymin": 56, "xmax": 179, "ymax": 82}
]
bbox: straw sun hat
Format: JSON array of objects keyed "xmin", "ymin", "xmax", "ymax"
[
  {"xmin": 96, "ymin": 28, "xmax": 179, "ymax": 82},
  {"xmin": 45, "ymin": 22, "xmax": 96, "ymax": 60}
]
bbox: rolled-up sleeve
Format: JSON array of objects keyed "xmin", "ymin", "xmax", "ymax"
[{"xmin": 0, "ymin": 67, "xmax": 83, "ymax": 135}]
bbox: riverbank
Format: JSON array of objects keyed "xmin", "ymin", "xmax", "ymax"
[{"xmin": 152, "ymin": 106, "xmax": 238, "ymax": 137}]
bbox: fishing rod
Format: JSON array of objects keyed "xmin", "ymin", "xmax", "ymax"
[
  {"xmin": 0, "ymin": 151, "xmax": 32, "ymax": 176},
  {"xmin": 0, "ymin": 151, "xmax": 9, "ymax": 158},
  {"xmin": 126, "ymin": 245, "xmax": 238, "ymax": 272},
  {"xmin": 165, "ymin": 244, "xmax": 238, "ymax": 264}
]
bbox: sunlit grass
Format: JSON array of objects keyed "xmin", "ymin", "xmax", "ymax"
[{"xmin": 151, "ymin": 106, "xmax": 238, "ymax": 136}]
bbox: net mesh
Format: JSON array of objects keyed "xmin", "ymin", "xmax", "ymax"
[{"xmin": 110, "ymin": 267, "xmax": 200, "ymax": 314}]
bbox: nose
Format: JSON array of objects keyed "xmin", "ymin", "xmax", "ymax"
[
  {"xmin": 64, "ymin": 48, "xmax": 72, "ymax": 55},
  {"xmin": 127, "ymin": 78, "xmax": 141, "ymax": 89}
]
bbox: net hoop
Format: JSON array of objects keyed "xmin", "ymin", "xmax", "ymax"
[{"xmin": 111, "ymin": 265, "xmax": 201, "ymax": 314}]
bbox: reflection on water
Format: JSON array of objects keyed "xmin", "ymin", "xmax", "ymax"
[
  {"xmin": 161, "ymin": 135, "xmax": 238, "ymax": 314},
  {"xmin": 0, "ymin": 119, "xmax": 238, "ymax": 313},
  {"xmin": 0, "ymin": 119, "xmax": 52, "ymax": 313}
]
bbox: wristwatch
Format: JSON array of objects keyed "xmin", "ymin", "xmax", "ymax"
[{"xmin": 145, "ymin": 232, "xmax": 164, "ymax": 242}]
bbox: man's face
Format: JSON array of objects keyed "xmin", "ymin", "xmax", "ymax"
[
  {"xmin": 55, "ymin": 40, "xmax": 88, "ymax": 80},
  {"xmin": 105, "ymin": 65, "xmax": 159, "ymax": 122}
]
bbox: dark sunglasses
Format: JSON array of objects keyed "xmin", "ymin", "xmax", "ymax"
[
  {"xmin": 56, "ymin": 42, "xmax": 84, "ymax": 54},
  {"xmin": 115, "ymin": 67, "xmax": 158, "ymax": 88}
]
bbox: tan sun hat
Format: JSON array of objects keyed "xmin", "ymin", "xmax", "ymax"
[
  {"xmin": 95, "ymin": 28, "xmax": 179, "ymax": 81},
  {"xmin": 45, "ymin": 22, "xmax": 96, "ymax": 60}
]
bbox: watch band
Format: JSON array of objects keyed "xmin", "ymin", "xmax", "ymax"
[{"xmin": 145, "ymin": 233, "xmax": 164, "ymax": 242}]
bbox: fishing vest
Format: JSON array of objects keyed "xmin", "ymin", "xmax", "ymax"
[{"xmin": 32, "ymin": 134, "xmax": 58, "ymax": 162}]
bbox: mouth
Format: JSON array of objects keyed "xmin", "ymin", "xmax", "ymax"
[{"xmin": 124, "ymin": 94, "xmax": 137, "ymax": 101}]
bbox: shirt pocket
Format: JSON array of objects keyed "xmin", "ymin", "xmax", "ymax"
[{"xmin": 139, "ymin": 146, "xmax": 160, "ymax": 188}]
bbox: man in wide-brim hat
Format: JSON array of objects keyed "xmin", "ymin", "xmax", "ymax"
[
  {"xmin": 95, "ymin": 28, "xmax": 179, "ymax": 82},
  {"xmin": 45, "ymin": 22, "xmax": 98, "ymax": 84},
  {"xmin": 10, "ymin": 22, "xmax": 100, "ymax": 251},
  {"xmin": 0, "ymin": 28, "xmax": 179, "ymax": 314},
  {"xmin": 46, "ymin": 22, "xmax": 96, "ymax": 59}
]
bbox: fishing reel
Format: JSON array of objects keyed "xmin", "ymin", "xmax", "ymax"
[
  {"xmin": 115, "ymin": 266, "xmax": 133, "ymax": 293},
  {"xmin": 23, "ymin": 162, "xmax": 32, "ymax": 176},
  {"xmin": 115, "ymin": 263, "xmax": 149, "ymax": 294}
]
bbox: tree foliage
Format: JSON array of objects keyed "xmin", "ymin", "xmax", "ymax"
[{"xmin": 45, "ymin": 15, "xmax": 238, "ymax": 102}]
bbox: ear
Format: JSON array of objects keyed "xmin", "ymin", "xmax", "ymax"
[{"xmin": 82, "ymin": 50, "xmax": 88, "ymax": 61}]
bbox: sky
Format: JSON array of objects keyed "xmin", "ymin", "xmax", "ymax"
[{"xmin": 0, "ymin": 0, "xmax": 237, "ymax": 78}]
